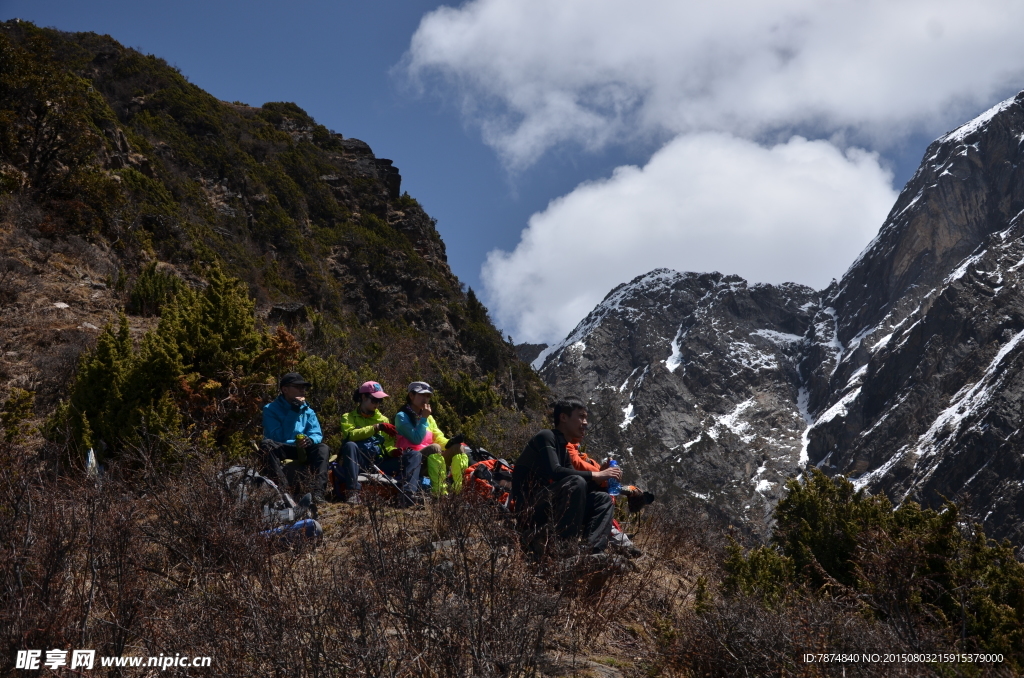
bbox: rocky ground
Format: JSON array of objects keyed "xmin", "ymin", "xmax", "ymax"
[{"xmin": 0, "ymin": 214, "xmax": 153, "ymax": 409}]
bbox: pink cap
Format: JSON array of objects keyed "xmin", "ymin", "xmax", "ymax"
[{"xmin": 358, "ymin": 381, "xmax": 389, "ymax": 398}]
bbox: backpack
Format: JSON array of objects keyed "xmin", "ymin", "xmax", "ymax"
[
  {"xmin": 463, "ymin": 458, "xmax": 513, "ymax": 509},
  {"xmin": 469, "ymin": 446, "xmax": 496, "ymax": 463},
  {"xmin": 220, "ymin": 465, "xmax": 316, "ymax": 526}
]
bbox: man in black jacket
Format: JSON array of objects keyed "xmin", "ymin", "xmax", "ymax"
[{"xmin": 512, "ymin": 398, "xmax": 621, "ymax": 553}]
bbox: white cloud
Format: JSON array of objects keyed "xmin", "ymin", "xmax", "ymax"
[
  {"xmin": 408, "ymin": 0, "xmax": 1024, "ymax": 169},
  {"xmin": 406, "ymin": 0, "xmax": 1024, "ymax": 343},
  {"xmin": 482, "ymin": 133, "xmax": 897, "ymax": 343}
]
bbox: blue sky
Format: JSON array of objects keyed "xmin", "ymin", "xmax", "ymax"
[
  {"xmin": 0, "ymin": 0, "xmax": 649, "ymax": 306},
  {"xmin": 4, "ymin": 0, "xmax": 1024, "ymax": 344}
]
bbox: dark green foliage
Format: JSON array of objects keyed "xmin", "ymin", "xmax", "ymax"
[
  {"xmin": 772, "ymin": 467, "xmax": 893, "ymax": 589},
  {"xmin": 1, "ymin": 388, "xmax": 35, "ymax": 444},
  {"xmin": 52, "ymin": 269, "xmax": 294, "ymax": 460},
  {"xmin": 724, "ymin": 469, "xmax": 1024, "ymax": 666},
  {"xmin": 431, "ymin": 369, "xmax": 502, "ymax": 443},
  {"xmin": 395, "ymin": 192, "xmax": 420, "ymax": 210},
  {"xmin": 721, "ymin": 540, "xmax": 794, "ymax": 607},
  {"xmin": 0, "ymin": 28, "xmax": 124, "ymax": 231},
  {"xmin": 457, "ymin": 288, "xmax": 504, "ymax": 374},
  {"xmin": 126, "ymin": 261, "xmax": 182, "ymax": 316},
  {"xmin": 258, "ymin": 102, "xmax": 314, "ymax": 128}
]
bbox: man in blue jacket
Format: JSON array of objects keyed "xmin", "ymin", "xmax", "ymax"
[{"xmin": 262, "ymin": 372, "xmax": 330, "ymax": 503}]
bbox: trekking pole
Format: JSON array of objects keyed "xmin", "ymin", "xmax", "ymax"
[{"xmin": 371, "ymin": 462, "xmax": 418, "ymax": 506}]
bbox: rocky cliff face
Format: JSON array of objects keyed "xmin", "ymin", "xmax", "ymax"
[
  {"xmin": 536, "ymin": 270, "xmax": 820, "ymax": 532},
  {"xmin": 538, "ymin": 92, "xmax": 1024, "ymax": 542}
]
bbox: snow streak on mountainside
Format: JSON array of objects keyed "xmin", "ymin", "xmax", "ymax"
[
  {"xmin": 537, "ymin": 92, "xmax": 1024, "ymax": 542},
  {"xmin": 538, "ymin": 268, "xmax": 819, "ymax": 533}
]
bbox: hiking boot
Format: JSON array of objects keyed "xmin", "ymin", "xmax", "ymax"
[
  {"xmin": 397, "ymin": 492, "xmax": 425, "ymax": 509},
  {"xmin": 345, "ymin": 491, "xmax": 362, "ymax": 505},
  {"xmin": 297, "ymin": 493, "xmax": 319, "ymax": 520},
  {"xmin": 620, "ymin": 544, "xmax": 643, "ymax": 558}
]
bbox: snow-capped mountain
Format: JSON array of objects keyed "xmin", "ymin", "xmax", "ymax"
[{"xmin": 536, "ymin": 92, "xmax": 1024, "ymax": 541}]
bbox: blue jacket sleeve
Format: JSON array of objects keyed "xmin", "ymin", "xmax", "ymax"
[
  {"xmin": 304, "ymin": 410, "xmax": 323, "ymax": 445},
  {"xmin": 263, "ymin": 403, "xmax": 285, "ymax": 443},
  {"xmin": 394, "ymin": 410, "xmax": 429, "ymax": 445}
]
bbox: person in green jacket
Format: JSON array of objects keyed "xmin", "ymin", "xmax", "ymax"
[
  {"xmin": 337, "ymin": 381, "xmax": 417, "ymax": 505},
  {"xmin": 394, "ymin": 381, "xmax": 468, "ymax": 496}
]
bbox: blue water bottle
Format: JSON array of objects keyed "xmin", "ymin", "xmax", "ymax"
[{"xmin": 607, "ymin": 454, "xmax": 621, "ymax": 497}]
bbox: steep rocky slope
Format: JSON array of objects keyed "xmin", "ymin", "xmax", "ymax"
[
  {"xmin": 803, "ymin": 94, "xmax": 1024, "ymax": 544},
  {"xmin": 536, "ymin": 270, "xmax": 820, "ymax": 532},
  {"xmin": 538, "ymin": 92, "xmax": 1024, "ymax": 541}
]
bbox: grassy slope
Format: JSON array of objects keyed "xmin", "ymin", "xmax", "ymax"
[{"xmin": 0, "ymin": 20, "xmax": 545, "ymax": 454}]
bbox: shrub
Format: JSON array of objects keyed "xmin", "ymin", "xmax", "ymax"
[
  {"xmin": 725, "ymin": 469, "xmax": 1024, "ymax": 667},
  {"xmin": 51, "ymin": 268, "xmax": 298, "ymax": 460},
  {"xmin": 721, "ymin": 540, "xmax": 794, "ymax": 607},
  {"xmin": 1, "ymin": 388, "xmax": 35, "ymax": 444},
  {"xmin": 0, "ymin": 30, "xmax": 124, "ymax": 228},
  {"xmin": 126, "ymin": 261, "xmax": 182, "ymax": 316}
]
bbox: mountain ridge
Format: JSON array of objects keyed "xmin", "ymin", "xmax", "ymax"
[
  {"xmin": 537, "ymin": 91, "xmax": 1024, "ymax": 542},
  {"xmin": 0, "ymin": 20, "xmax": 546, "ymax": 454}
]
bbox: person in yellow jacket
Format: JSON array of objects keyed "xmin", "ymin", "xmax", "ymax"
[
  {"xmin": 337, "ymin": 381, "xmax": 421, "ymax": 505},
  {"xmin": 394, "ymin": 381, "xmax": 468, "ymax": 496}
]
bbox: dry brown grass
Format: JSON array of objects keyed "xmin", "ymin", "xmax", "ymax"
[
  {"xmin": 3, "ymin": 429, "xmax": 1016, "ymax": 677},
  {"xmin": 0, "ymin": 434, "xmax": 676, "ymax": 676}
]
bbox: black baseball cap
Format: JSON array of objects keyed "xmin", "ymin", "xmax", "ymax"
[{"xmin": 279, "ymin": 372, "xmax": 312, "ymax": 388}]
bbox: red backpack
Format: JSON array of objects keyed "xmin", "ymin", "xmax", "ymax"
[{"xmin": 463, "ymin": 458, "xmax": 513, "ymax": 509}]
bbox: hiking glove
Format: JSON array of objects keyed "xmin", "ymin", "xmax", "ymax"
[{"xmin": 380, "ymin": 422, "xmax": 397, "ymax": 437}]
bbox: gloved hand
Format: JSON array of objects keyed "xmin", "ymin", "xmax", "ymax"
[
  {"xmin": 379, "ymin": 422, "xmax": 397, "ymax": 437},
  {"xmin": 627, "ymin": 490, "xmax": 656, "ymax": 513},
  {"xmin": 389, "ymin": 447, "xmax": 403, "ymax": 458}
]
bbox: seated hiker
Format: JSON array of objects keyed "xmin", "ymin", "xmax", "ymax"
[
  {"xmin": 464, "ymin": 457, "xmax": 514, "ymax": 508},
  {"xmin": 564, "ymin": 442, "xmax": 644, "ymax": 557},
  {"xmin": 394, "ymin": 381, "xmax": 468, "ymax": 496},
  {"xmin": 337, "ymin": 381, "xmax": 407, "ymax": 505},
  {"xmin": 512, "ymin": 398, "xmax": 621, "ymax": 554},
  {"xmin": 261, "ymin": 372, "xmax": 330, "ymax": 504}
]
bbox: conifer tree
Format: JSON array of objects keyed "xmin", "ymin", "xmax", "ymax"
[{"xmin": 51, "ymin": 268, "xmax": 279, "ymax": 459}]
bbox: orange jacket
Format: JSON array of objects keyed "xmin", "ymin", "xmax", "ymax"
[{"xmin": 566, "ymin": 442, "xmax": 607, "ymax": 487}]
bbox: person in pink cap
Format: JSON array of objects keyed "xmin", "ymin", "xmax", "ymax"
[{"xmin": 336, "ymin": 381, "xmax": 417, "ymax": 505}]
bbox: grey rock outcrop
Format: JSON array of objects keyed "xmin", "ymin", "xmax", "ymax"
[
  {"xmin": 515, "ymin": 343, "xmax": 548, "ymax": 365},
  {"xmin": 537, "ymin": 92, "xmax": 1024, "ymax": 542},
  {"xmin": 537, "ymin": 270, "xmax": 819, "ymax": 533}
]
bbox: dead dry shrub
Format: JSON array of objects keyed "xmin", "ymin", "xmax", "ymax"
[
  {"xmin": 0, "ymin": 442, "xmax": 161, "ymax": 668},
  {"xmin": 5, "ymin": 434, "xmax": 603, "ymax": 675},
  {"xmin": 347, "ymin": 493, "xmax": 559, "ymax": 677},
  {"xmin": 16, "ymin": 437, "xmax": 1018, "ymax": 677},
  {"xmin": 131, "ymin": 455, "xmax": 273, "ymax": 583},
  {"xmin": 557, "ymin": 499, "xmax": 734, "ymax": 676},
  {"xmin": 663, "ymin": 590, "xmax": 1018, "ymax": 678}
]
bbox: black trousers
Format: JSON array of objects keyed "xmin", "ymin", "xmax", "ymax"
[
  {"xmin": 261, "ymin": 440, "xmax": 330, "ymax": 495},
  {"xmin": 530, "ymin": 475, "xmax": 613, "ymax": 553}
]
